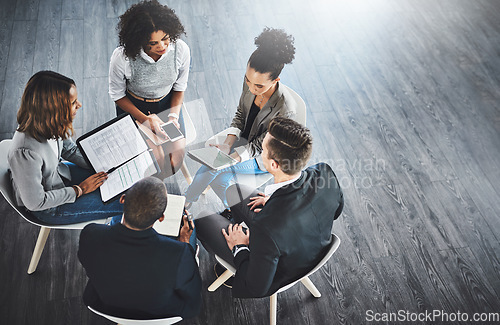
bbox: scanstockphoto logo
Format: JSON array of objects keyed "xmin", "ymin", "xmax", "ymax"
[{"xmin": 365, "ymin": 310, "xmax": 500, "ymax": 323}]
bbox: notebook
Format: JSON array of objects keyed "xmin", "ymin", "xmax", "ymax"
[{"xmin": 153, "ymin": 194, "xmax": 186, "ymax": 237}]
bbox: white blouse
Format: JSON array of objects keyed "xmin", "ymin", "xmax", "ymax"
[{"xmin": 108, "ymin": 39, "xmax": 190, "ymax": 102}]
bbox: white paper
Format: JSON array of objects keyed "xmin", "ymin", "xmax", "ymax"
[
  {"xmin": 79, "ymin": 115, "xmax": 148, "ymax": 172},
  {"xmin": 153, "ymin": 194, "xmax": 186, "ymax": 237},
  {"xmin": 99, "ymin": 151, "xmax": 158, "ymax": 202}
]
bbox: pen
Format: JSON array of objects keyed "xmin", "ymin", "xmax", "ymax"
[{"xmin": 106, "ymin": 167, "xmax": 117, "ymax": 174}]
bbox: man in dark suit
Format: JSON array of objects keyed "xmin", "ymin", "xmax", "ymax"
[
  {"xmin": 78, "ymin": 177, "xmax": 201, "ymax": 319},
  {"xmin": 195, "ymin": 117, "xmax": 343, "ymax": 298}
]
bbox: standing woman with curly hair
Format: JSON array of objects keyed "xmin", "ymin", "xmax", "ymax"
[
  {"xmin": 184, "ymin": 27, "xmax": 297, "ymax": 208},
  {"xmin": 8, "ymin": 71, "xmax": 123, "ymax": 225},
  {"xmin": 109, "ymin": 0, "xmax": 190, "ymax": 175}
]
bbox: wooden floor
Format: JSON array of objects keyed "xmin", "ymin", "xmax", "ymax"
[{"xmin": 1, "ymin": 0, "xmax": 500, "ymax": 324}]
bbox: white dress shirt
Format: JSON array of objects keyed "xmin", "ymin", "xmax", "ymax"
[
  {"xmin": 108, "ymin": 39, "xmax": 190, "ymax": 101},
  {"xmin": 264, "ymin": 174, "xmax": 301, "ymax": 198}
]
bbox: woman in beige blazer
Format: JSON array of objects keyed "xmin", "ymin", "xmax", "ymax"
[{"xmin": 184, "ymin": 28, "xmax": 297, "ymax": 207}]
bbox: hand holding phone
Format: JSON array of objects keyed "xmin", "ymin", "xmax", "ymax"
[
  {"xmin": 179, "ymin": 212, "xmax": 194, "ymax": 244},
  {"xmin": 161, "ymin": 121, "xmax": 184, "ymax": 142}
]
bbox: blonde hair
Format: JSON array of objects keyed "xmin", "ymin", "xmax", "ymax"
[{"xmin": 17, "ymin": 71, "xmax": 76, "ymax": 141}]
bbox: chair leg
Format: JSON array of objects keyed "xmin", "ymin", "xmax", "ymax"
[
  {"xmin": 180, "ymin": 161, "xmax": 193, "ymax": 184},
  {"xmin": 202, "ymin": 186, "xmax": 211, "ymax": 195},
  {"xmin": 270, "ymin": 293, "xmax": 277, "ymax": 325},
  {"xmin": 301, "ymin": 276, "xmax": 321, "ymax": 298},
  {"xmin": 28, "ymin": 227, "xmax": 51, "ymax": 274},
  {"xmin": 208, "ymin": 269, "xmax": 234, "ymax": 292}
]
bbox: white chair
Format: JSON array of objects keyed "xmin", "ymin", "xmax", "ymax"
[
  {"xmin": 204, "ymin": 84, "xmax": 307, "ymax": 189},
  {"xmin": 88, "ymin": 306, "xmax": 182, "ymax": 325},
  {"xmin": 208, "ymin": 234, "xmax": 341, "ymax": 325},
  {"xmin": 179, "ymin": 103, "xmax": 197, "ymax": 184},
  {"xmin": 0, "ymin": 139, "xmax": 110, "ymax": 274}
]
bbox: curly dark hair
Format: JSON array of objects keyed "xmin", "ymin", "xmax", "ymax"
[
  {"xmin": 118, "ymin": 0, "xmax": 185, "ymax": 58},
  {"xmin": 248, "ymin": 27, "xmax": 296, "ymax": 80}
]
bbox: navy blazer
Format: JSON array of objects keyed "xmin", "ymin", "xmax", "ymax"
[
  {"xmin": 232, "ymin": 163, "xmax": 343, "ymax": 298},
  {"xmin": 78, "ymin": 223, "xmax": 202, "ymax": 319}
]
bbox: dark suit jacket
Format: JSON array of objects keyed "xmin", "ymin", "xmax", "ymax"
[
  {"xmin": 232, "ymin": 163, "xmax": 343, "ymax": 298},
  {"xmin": 78, "ymin": 223, "xmax": 202, "ymax": 319}
]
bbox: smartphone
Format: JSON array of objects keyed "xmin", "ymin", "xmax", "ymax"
[{"xmin": 161, "ymin": 121, "xmax": 184, "ymax": 142}]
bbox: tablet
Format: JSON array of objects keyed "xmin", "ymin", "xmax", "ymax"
[{"xmin": 187, "ymin": 146, "xmax": 239, "ymax": 170}]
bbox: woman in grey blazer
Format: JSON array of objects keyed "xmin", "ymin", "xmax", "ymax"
[
  {"xmin": 8, "ymin": 71, "xmax": 123, "ymax": 225},
  {"xmin": 184, "ymin": 28, "xmax": 297, "ymax": 207}
]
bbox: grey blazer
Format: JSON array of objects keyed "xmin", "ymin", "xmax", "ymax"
[
  {"xmin": 228, "ymin": 81, "xmax": 297, "ymax": 170},
  {"xmin": 8, "ymin": 131, "xmax": 89, "ymax": 211}
]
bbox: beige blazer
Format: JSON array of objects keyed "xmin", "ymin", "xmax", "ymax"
[{"xmin": 228, "ymin": 81, "xmax": 297, "ymax": 170}]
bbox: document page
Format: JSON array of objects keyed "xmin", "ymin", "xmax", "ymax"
[
  {"xmin": 99, "ymin": 151, "xmax": 158, "ymax": 202},
  {"xmin": 79, "ymin": 115, "xmax": 148, "ymax": 172},
  {"xmin": 153, "ymin": 194, "xmax": 186, "ymax": 237}
]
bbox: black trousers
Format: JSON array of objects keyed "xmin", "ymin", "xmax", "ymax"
[{"xmin": 194, "ymin": 184, "xmax": 260, "ymax": 267}]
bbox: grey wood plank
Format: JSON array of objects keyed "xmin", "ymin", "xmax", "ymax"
[
  {"xmin": 14, "ymin": 0, "xmax": 39, "ymax": 21},
  {"xmin": 59, "ymin": 19, "xmax": 84, "ymax": 130},
  {"xmin": 83, "ymin": 0, "xmax": 108, "ymax": 78},
  {"xmin": 61, "ymin": 0, "xmax": 83, "ymax": 19},
  {"xmin": 0, "ymin": 20, "xmax": 36, "ymax": 136},
  {"xmin": 106, "ymin": 17, "xmax": 119, "ymax": 62},
  {"xmin": 81, "ymin": 76, "xmax": 115, "ymax": 133},
  {"xmin": 32, "ymin": 0, "xmax": 61, "ymax": 73},
  {"xmin": 0, "ymin": 15, "xmax": 14, "ymax": 82},
  {"xmin": 106, "ymin": 0, "xmax": 131, "ymax": 19},
  {"xmin": 420, "ymin": 179, "xmax": 500, "ymax": 293}
]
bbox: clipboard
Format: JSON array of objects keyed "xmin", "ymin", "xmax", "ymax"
[{"xmin": 76, "ymin": 114, "xmax": 160, "ymax": 203}]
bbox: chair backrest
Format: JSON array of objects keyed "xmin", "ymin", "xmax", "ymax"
[
  {"xmin": 282, "ymin": 84, "xmax": 306, "ymax": 126},
  {"xmin": 214, "ymin": 233, "xmax": 341, "ymax": 294},
  {"xmin": 88, "ymin": 306, "xmax": 182, "ymax": 325},
  {"xmin": 276, "ymin": 234, "xmax": 341, "ymax": 294},
  {"xmin": 0, "ymin": 139, "xmax": 108, "ymax": 230},
  {"xmin": 0, "ymin": 140, "xmax": 45, "ymax": 227}
]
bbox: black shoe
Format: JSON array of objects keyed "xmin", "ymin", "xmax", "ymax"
[
  {"xmin": 220, "ymin": 208, "xmax": 232, "ymax": 220},
  {"xmin": 214, "ymin": 263, "xmax": 234, "ymax": 288}
]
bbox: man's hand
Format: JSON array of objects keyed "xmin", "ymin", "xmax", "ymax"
[
  {"xmin": 222, "ymin": 223, "xmax": 249, "ymax": 251},
  {"xmin": 247, "ymin": 192, "xmax": 269, "ymax": 213},
  {"xmin": 178, "ymin": 214, "xmax": 194, "ymax": 244}
]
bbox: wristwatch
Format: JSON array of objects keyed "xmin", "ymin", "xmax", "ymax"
[{"xmin": 232, "ymin": 244, "xmax": 248, "ymax": 255}]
